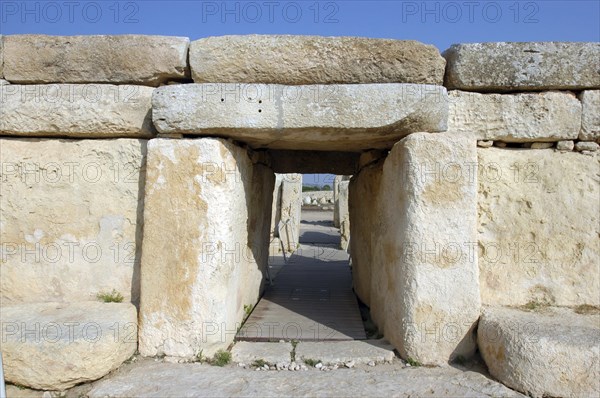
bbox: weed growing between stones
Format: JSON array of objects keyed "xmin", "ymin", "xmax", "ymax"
[
  {"xmin": 96, "ymin": 289, "xmax": 124, "ymax": 303},
  {"xmin": 304, "ymin": 358, "xmax": 321, "ymax": 367},
  {"xmin": 406, "ymin": 357, "xmax": 422, "ymax": 367},
  {"xmin": 211, "ymin": 350, "xmax": 231, "ymax": 367},
  {"xmin": 252, "ymin": 359, "xmax": 268, "ymax": 368}
]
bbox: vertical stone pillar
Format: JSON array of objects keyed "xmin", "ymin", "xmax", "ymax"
[
  {"xmin": 379, "ymin": 132, "xmax": 480, "ymax": 365},
  {"xmin": 278, "ymin": 174, "xmax": 302, "ymax": 252},
  {"xmin": 139, "ymin": 138, "xmax": 274, "ymax": 359},
  {"xmin": 338, "ymin": 181, "xmax": 350, "ymax": 250}
]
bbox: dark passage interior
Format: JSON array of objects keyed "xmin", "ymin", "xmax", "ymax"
[{"xmin": 237, "ymin": 207, "xmax": 366, "ymax": 341}]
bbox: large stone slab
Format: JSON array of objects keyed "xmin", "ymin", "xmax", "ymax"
[
  {"xmin": 478, "ymin": 149, "xmax": 600, "ymax": 306},
  {"xmin": 385, "ymin": 133, "xmax": 480, "ymax": 365},
  {"xmin": 231, "ymin": 342, "xmax": 292, "ymax": 365},
  {"xmin": 152, "ymin": 83, "xmax": 448, "ymax": 151},
  {"xmin": 444, "ymin": 42, "xmax": 600, "ymax": 91},
  {"xmin": 88, "ymin": 360, "xmax": 523, "ymax": 397},
  {"xmin": 0, "ymin": 84, "xmax": 155, "ymax": 137},
  {"xmin": 478, "ymin": 306, "xmax": 600, "ymax": 397},
  {"xmin": 448, "ymin": 90, "xmax": 581, "ymax": 142},
  {"xmin": 139, "ymin": 138, "xmax": 274, "ymax": 359},
  {"xmin": 579, "ymin": 90, "xmax": 600, "ymax": 141},
  {"xmin": 1, "ymin": 302, "xmax": 137, "ymax": 390},
  {"xmin": 190, "ymin": 35, "xmax": 445, "ymax": 85},
  {"xmin": 3, "ymin": 35, "xmax": 189, "ymax": 86},
  {"xmin": 0, "ymin": 138, "xmax": 146, "ymax": 304},
  {"xmin": 353, "ymin": 132, "xmax": 481, "ymax": 365},
  {"xmin": 349, "ymin": 161, "xmax": 384, "ymax": 307},
  {"xmin": 295, "ymin": 340, "xmax": 395, "ymax": 365}
]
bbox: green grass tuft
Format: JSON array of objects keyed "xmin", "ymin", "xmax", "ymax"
[
  {"xmin": 96, "ymin": 289, "xmax": 124, "ymax": 303},
  {"xmin": 211, "ymin": 350, "xmax": 231, "ymax": 367}
]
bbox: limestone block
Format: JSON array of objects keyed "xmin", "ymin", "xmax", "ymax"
[
  {"xmin": 190, "ymin": 35, "xmax": 445, "ymax": 85},
  {"xmin": 0, "ymin": 84, "xmax": 155, "ymax": 137},
  {"xmin": 444, "ymin": 42, "xmax": 600, "ymax": 91},
  {"xmin": 0, "ymin": 138, "xmax": 146, "ymax": 304},
  {"xmin": 338, "ymin": 181, "xmax": 350, "ymax": 251},
  {"xmin": 579, "ymin": 90, "xmax": 600, "ymax": 141},
  {"xmin": 139, "ymin": 138, "xmax": 274, "ymax": 359},
  {"xmin": 349, "ymin": 161, "xmax": 384, "ymax": 307},
  {"xmin": 333, "ymin": 176, "xmax": 343, "ymax": 228},
  {"xmin": 270, "ymin": 174, "xmax": 284, "ymax": 240},
  {"xmin": 448, "ymin": 90, "xmax": 581, "ymax": 142},
  {"xmin": 478, "ymin": 149, "xmax": 600, "ymax": 306},
  {"xmin": 0, "ymin": 79, "xmax": 8, "ymax": 85},
  {"xmin": 295, "ymin": 340, "xmax": 395, "ymax": 365},
  {"xmin": 231, "ymin": 342, "xmax": 292, "ymax": 365},
  {"xmin": 1, "ymin": 302, "xmax": 137, "ymax": 391},
  {"xmin": 3, "ymin": 35, "xmax": 189, "ymax": 86},
  {"xmin": 371, "ymin": 132, "xmax": 481, "ymax": 365},
  {"xmin": 575, "ymin": 141, "xmax": 600, "ymax": 152},
  {"xmin": 556, "ymin": 140, "xmax": 574, "ymax": 151},
  {"xmin": 478, "ymin": 306, "xmax": 600, "ymax": 397},
  {"xmin": 279, "ymin": 174, "xmax": 302, "ymax": 253},
  {"xmin": 152, "ymin": 83, "xmax": 449, "ymax": 151}
]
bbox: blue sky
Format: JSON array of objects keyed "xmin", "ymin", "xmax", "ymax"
[{"xmin": 2, "ymin": 0, "xmax": 598, "ymax": 185}]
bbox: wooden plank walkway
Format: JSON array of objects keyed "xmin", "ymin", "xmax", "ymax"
[{"xmin": 237, "ymin": 211, "xmax": 366, "ymax": 341}]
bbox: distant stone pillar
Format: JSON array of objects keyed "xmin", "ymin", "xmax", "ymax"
[{"xmin": 338, "ymin": 181, "xmax": 350, "ymax": 251}]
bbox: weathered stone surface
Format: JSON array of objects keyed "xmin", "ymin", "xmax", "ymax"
[
  {"xmin": 270, "ymin": 174, "xmax": 301, "ymax": 253},
  {"xmin": 478, "ymin": 306, "xmax": 600, "ymax": 398},
  {"xmin": 1, "ymin": 302, "xmax": 137, "ymax": 390},
  {"xmin": 444, "ymin": 42, "xmax": 600, "ymax": 91},
  {"xmin": 3, "ymin": 35, "xmax": 189, "ymax": 86},
  {"xmin": 349, "ymin": 161, "xmax": 384, "ymax": 307},
  {"xmin": 0, "ymin": 84, "xmax": 155, "ymax": 137},
  {"xmin": 379, "ymin": 133, "xmax": 480, "ymax": 365},
  {"xmin": 478, "ymin": 149, "xmax": 600, "ymax": 306},
  {"xmin": 231, "ymin": 342, "xmax": 292, "ymax": 364},
  {"xmin": 575, "ymin": 141, "xmax": 600, "ymax": 152},
  {"xmin": 88, "ymin": 360, "xmax": 523, "ymax": 397},
  {"xmin": 190, "ymin": 35, "xmax": 445, "ymax": 85},
  {"xmin": 268, "ymin": 150, "xmax": 358, "ymax": 175},
  {"xmin": 351, "ymin": 133, "xmax": 480, "ymax": 365},
  {"xmin": 152, "ymin": 83, "xmax": 448, "ymax": 151},
  {"xmin": 279, "ymin": 175, "xmax": 301, "ymax": 252},
  {"xmin": 296, "ymin": 340, "xmax": 395, "ymax": 365},
  {"xmin": 139, "ymin": 138, "xmax": 274, "ymax": 359},
  {"xmin": 338, "ymin": 181, "xmax": 350, "ymax": 250},
  {"xmin": 448, "ymin": 90, "xmax": 581, "ymax": 142},
  {"xmin": 0, "ymin": 138, "xmax": 146, "ymax": 304},
  {"xmin": 579, "ymin": 90, "xmax": 600, "ymax": 141},
  {"xmin": 0, "ymin": 79, "xmax": 8, "ymax": 85},
  {"xmin": 556, "ymin": 140, "xmax": 575, "ymax": 151}
]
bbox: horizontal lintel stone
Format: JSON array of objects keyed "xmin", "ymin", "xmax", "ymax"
[
  {"xmin": 0, "ymin": 84, "xmax": 156, "ymax": 138},
  {"xmin": 190, "ymin": 35, "xmax": 446, "ymax": 85},
  {"xmin": 447, "ymin": 90, "xmax": 581, "ymax": 142},
  {"xmin": 444, "ymin": 42, "xmax": 600, "ymax": 91},
  {"xmin": 152, "ymin": 83, "xmax": 449, "ymax": 151},
  {"xmin": 3, "ymin": 35, "xmax": 190, "ymax": 86}
]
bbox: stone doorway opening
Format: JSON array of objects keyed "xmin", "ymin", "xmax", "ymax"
[{"xmin": 237, "ymin": 173, "xmax": 366, "ymax": 341}]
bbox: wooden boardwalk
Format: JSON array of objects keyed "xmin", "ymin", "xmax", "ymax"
[{"xmin": 237, "ymin": 211, "xmax": 366, "ymax": 341}]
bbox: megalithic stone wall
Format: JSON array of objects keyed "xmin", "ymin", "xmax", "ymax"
[{"xmin": 0, "ymin": 34, "xmax": 599, "ymax": 394}]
